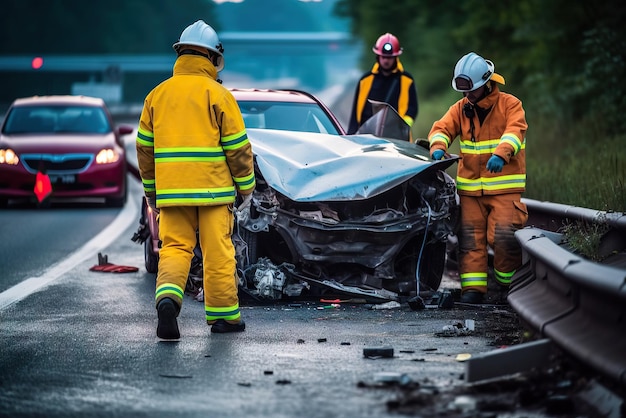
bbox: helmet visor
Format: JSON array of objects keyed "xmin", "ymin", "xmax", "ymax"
[{"xmin": 453, "ymin": 75, "xmax": 473, "ymax": 92}]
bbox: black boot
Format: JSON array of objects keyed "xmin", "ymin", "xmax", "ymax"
[
  {"xmin": 211, "ymin": 319, "xmax": 245, "ymax": 333},
  {"xmin": 157, "ymin": 298, "xmax": 180, "ymax": 339},
  {"xmin": 460, "ymin": 290, "xmax": 484, "ymax": 304}
]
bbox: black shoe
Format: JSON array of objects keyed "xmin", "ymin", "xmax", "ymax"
[
  {"xmin": 157, "ymin": 298, "xmax": 180, "ymax": 339},
  {"xmin": 460, "ymin": 290, "xmax": 484, "ymax": 304},
  {"xmin": 211, "ymin": 319, "xmax": 245, "ymax": 333}
]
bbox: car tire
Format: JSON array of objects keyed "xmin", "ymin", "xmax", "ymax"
[
  {"xmin": 144, "ymin": 238, "xmax": 159, "ymax": 274},
  {"xmin": 418, "ymin": 241, "xmax": 446, "ymax": 292}
]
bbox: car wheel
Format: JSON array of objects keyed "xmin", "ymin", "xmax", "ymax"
[
  {"xmin": 418, "ymin": 241, "xmax": 446, "ymax": 292},
  {"xmin": 144, "ymin": 238, "xmax": 159, "ymax": 274}
]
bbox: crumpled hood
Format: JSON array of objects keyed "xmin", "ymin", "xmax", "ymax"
[{"xmin": 247, "ymin": 129, "xmax": 458, "ymax": 202}]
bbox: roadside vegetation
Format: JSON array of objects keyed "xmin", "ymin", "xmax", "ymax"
[{"xmin": 336, "ymin": 0, "xmax": 626, "ymax": 212}]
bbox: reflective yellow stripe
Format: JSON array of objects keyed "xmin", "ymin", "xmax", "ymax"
[
  {"xmin": 156, "ymin": 187, "xmax": 235, "ymax": 205},
  {"xmin": 460, "ymin": 136, "xmax": 525, "ymax": 155},
  {"xmin": 356, "ymin": 76, "xmax": 374, "ymax": 124},
  {"xmin": 398, "ymin": 75, "xmax": 411, "ymax": 118},
  {"xmin": 481, "ymin": 174, "xmax": 526, "ymax": 190},
  {"xmin": 136, "ymin": 128, "xmax": 154, "ymax": 147},
  {"xmin": 155, "ymin": 283, "xmax": 185, "ymax": 301},
  {"xmin": 429, "ymin": 132, "xmax": 450, "ymax": 147},
  {"xmin": 222, "ymin": 130, "xmax": 249, "ymax": 150},
  {"xmin": 460, "ymin": 139, "xmax": 500, "ymax": 154},
  {"xmin": 494, "ymin": 268, "xmax": 515, "ymax": 285},
  {"xmin": 142, "ymin": 178, "xmax": 155, "ymax": 193},
  {"xmin": 460, "ymin": 272, "xmax": 488, "ymax": 288},
  {"xmin": 501, "ymin": 133, "xmax": 523, "ymax": 154},
  {"xmin": 206, "ymin": 304, "xmax": 241, "ymax": 321},
  {"xmin": 233, "ymin": 172, "xmax": 255, "ymax": 191},
  {"xmin": 456, "ymin": 174, "xmax": 526, "ymax": 192},
  {"xmin": 155, "ymin": 146, "xmax": 225, "ymax": 163}
]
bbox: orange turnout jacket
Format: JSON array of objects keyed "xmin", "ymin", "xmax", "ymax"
[{"xmin": 428, "ymin": 85, "xmax": 527, "ymax": 196}]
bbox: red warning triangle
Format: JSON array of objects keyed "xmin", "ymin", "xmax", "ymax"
[{"xmin": 34, "ymin": 171, "xmax": 52, "ymax": 203}]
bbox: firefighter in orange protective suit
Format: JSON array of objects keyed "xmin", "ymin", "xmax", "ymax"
[
  {"xmin": 428, "ymin": 52, "xmax": 528, "ymax": 304},
  {"xmin": 348, "ymin": 33, "xmax": 418, "ymax": 135},
  {"xmin": 136, "ymin": 20, "xmax": 255, "ymax": 338}
]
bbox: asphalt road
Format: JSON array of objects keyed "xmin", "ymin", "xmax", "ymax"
[{"xmin": 0, "ymin": 214, "xmax": 516, "ymax": 418}]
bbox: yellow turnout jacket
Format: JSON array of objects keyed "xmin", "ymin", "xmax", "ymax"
[{"xmin": 136, "ymin": 55, "xmax": 255, "ymax": 207}]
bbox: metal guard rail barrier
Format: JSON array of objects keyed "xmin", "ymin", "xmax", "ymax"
[
  {"xmin": 508, "ymin": 226, "xmax": 626, "ymax": 387},
  {"xmin": 522, "ymin": 197, "xmax": 626, "ymax": 233}
]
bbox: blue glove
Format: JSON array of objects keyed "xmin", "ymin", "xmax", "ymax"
[
  {"xmin": 432, "ymin": 150, "xmax": 445, "ymax": 160},
  {"xmin": 487, "ymin": 155, "xmax": 504, "ymax": 173}
]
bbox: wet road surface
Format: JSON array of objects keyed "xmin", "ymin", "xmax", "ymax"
[{"xmin": 0, "ymin": 212, "xmax": 531, "ymax": 417}]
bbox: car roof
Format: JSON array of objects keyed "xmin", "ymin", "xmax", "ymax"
[
  {"xmin": 11, "ymin": 95, "xmax": 105, "ymax": 107},
  {"xmin": 229, "ymin": 88, "xmax": 320, "ymax": 104}
]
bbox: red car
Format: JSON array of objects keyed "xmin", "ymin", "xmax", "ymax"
[{"xmin": 0, "ymin": 95, "xmax": 134, "ymax": 207}]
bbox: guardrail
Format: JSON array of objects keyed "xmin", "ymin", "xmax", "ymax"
[{"xmin": 508, "ymin": 200, "xmax": 626, "ymax": 388}]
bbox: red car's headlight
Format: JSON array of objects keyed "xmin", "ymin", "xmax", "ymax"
[
  {"xmin": 96, "ymin": 148, "xmax": 120, "ymax": 164},
  {"xmin": 0, "ymin": 149, "xmax": 19, "ymax": 165}
]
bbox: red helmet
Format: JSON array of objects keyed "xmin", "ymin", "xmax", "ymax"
[{"xmin": 372, "ymin": 33, "xmax": 403, "ymax": 57}]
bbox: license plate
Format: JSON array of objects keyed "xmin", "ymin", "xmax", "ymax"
[{"xmin": 49, "ymin": 174, "xmax": 76, "ymax": 184}]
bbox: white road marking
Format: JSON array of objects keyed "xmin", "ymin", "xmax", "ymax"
[{"xmin": 0, "ymin": 180, "xmax": 141, "ymax": 311}]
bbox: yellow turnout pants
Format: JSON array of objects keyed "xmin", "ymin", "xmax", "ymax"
[{"xmin": 154, "ymin": 205, "xmax": 241, "ymax": 324}]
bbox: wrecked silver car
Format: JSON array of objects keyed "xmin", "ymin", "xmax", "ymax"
[{"xmin": 133, "ymin": 92, "xmax": 459, "ymax": 302}]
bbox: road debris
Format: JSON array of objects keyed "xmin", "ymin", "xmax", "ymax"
[
  {"xmin": 358, "ymin": 372, "xmax": 419, "ymax": 389},
  {"xmin": 435, "ymin": 319, "xmax": 475, "ymax": 337},
  {"xmin": 363, "ymin": 346, "xmax": 394, "ymax": 359},
  {"xmin": 89, "ymin": 252, "xmax": 138, "ymax": 273},
  {"xmin": 370, "ymin": 301, "xmax": 402, "ymax": 310}
]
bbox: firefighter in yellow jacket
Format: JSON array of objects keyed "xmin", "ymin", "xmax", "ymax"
[
  {"xmin": 348, "ymin": 33, "xmax": 418, "ymax": 135},
  {"xmin": 136, "ymin": 20, "xmax": 255, "ymax": 338},
  {"xmin": 428, "ymin": 52, "xmax": 528, "ymax": 304}
]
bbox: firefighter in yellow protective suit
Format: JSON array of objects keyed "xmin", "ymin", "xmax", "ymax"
[
  {"xmin": 428, "ymin": 52, "xmax": 528, "ymax": 304},
  {"xmin": 136, "ymin": 20, "xmax": 255, "ymax": 338},
  {"xmin": 348, "ymin": 33, "xmax": 418, "ymax": 136}
]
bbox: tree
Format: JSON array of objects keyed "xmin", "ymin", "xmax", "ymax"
[{"xmin": 0, "ymin": 0, "xmax": 216, "ymax": 54}]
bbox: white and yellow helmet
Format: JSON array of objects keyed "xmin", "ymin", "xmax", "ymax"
[
  {"xmin": 173, "ymin": 20, "xmax": 225, "ymax": 71},
  {"xmin": 452, "ymin": 52, "xmax": 505, "ymax": 92}
]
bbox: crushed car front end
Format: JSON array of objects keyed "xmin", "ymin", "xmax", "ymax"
[{"xmin": 236, "ymin": 130, "xmax": 459, "ymax": 301}]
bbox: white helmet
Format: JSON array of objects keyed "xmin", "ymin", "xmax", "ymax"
[
  {"xmin": 173, "ymin": 20, "xmax": 225, "ymax": 71},
  {"xmin": 452, "ymin": 52, "xmax": 504, "ymax": 92}
]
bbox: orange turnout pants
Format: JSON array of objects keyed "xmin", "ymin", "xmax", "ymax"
[{"xmin": 457, "ymin": 194, "xmax": 528, "ymax": 294}]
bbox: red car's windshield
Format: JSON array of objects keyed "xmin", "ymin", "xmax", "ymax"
[{"xmin": 2, "ymin": 105, "xmax": 111, "ymax": 135}]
